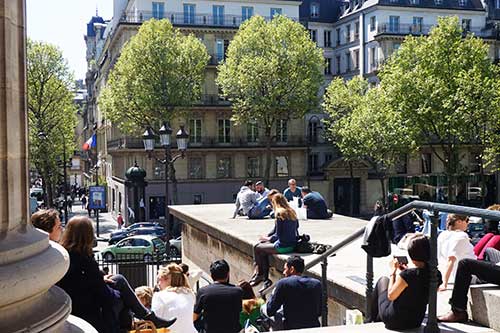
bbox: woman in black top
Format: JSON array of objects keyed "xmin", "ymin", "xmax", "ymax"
[
  {"xmin": 369, "ymin": 234, "xmax": 442, "ymax": 330},
  {"xmin": 57, "ymin": 216, "xmax": 175, "ymax": 332}
]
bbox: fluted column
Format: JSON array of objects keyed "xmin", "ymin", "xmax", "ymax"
[{"xmin": 0, "ymin": 1, "xmax": 72, "ymax": 332}]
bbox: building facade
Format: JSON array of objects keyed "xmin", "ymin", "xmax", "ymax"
[{"xmin": 85, "ymin": 0, "xmax": 325, "ymax": 221}]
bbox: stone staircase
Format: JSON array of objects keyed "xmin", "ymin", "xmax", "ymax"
[
  {"xmin": 471, "ymin": 285, "xmax": 500, "ymax": 331},
  {"xmin": 277, "ymin": 321, "xmax": 498, "ymax": 332}
]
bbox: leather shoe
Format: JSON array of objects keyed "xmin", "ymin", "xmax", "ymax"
[
  {"xmin": 437, "ymin": 310, "xmax": 468, "ymax": 323},
  {"xmin": 249, "ymin": 275, "xmax": 265, "ymax": 287},
  {"xmin": 258, "ymin": 279, "xmax": 273, "ymax": 294}
]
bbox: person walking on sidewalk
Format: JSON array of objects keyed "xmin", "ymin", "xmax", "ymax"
[
  {"xmin": 81, "ymin": 194, "xmax": 87, "ymax": 209},
  {"xmin": 117, "ymin": 212, "xmax": 124, "ymax": 230}
]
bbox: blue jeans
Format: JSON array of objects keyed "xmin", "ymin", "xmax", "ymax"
[{"xmin": 248, "ymin": 197, "xmax": 272, "ymax": 219}]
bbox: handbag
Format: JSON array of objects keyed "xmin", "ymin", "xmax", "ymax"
[
  {"xmin": 295, "ymin": 234, "xmax": 313, "ymax": 253},
  {"xmin": 129, "ymin": 320, "xmax": 171, "ymax": 333}
]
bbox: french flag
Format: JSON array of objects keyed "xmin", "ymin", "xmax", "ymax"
[{"xmin": 82, "ymin": 134, "xmax": 96, "ymax": 151}]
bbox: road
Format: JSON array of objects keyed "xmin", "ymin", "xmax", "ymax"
[{"xmin": 66, "ymin": 200, "xmax": 118, "ymax": 252}]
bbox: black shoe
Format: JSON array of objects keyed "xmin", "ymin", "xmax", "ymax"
[
  {"xmin": 144, "ymin": 312, "xmax": 177, "ymax": 328},
  {"xmin": 258, "ymin": 279, "xmax": 273, "ymax": 294},
  {"xmin": 249, "ymin": 275, "xmax": 265, "ymax": 287}
]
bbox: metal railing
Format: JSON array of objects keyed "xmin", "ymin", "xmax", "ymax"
[
  {"xmin": 120, "ymin": 10, "xmax": 271, "ymax": 28},
  {"xmin": 95, "ymin": 253, "xmax": 182, "ymax": 289},
  {"xmin": 263, "ymin": 201, "xmax": 500, "ymax": 330},
  {"xmin": 107, "ymin": 135, "xmax": 308, "ymax": 150},
  {"xmin": 377, "ymin": 23, "xmax": 492, "ymax": 38}
]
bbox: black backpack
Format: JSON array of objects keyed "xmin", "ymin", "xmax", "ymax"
[{"xmin": 361, "ymin": 215, "xmax": 393, "ymax": 257}]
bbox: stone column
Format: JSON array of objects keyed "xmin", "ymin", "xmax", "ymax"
[{"xmin": 0, "ymin": 1, "xmax": 72, "ymax": 331}]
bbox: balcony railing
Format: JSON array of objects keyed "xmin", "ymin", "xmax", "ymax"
[
  {"xmin": 377, "ymin": 23, "xmax": 493, "ymax": 38},
  {"xmin": 195, "ymin": 94, "xmax": 231, "ymax": 106},
  {"xmin": 107, "ymin": 135, "xmax": 308, "ymax": 150},
  {"xmin": 120, "ymin": 10, "xmax": 271, "ymax": 28}
]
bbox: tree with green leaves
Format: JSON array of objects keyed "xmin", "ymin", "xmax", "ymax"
[
  {"xmin": 217, "ymin": 15, "xmax": 324, "ymax": 185},
  {"xmin": 27, "ymin": 39, "xmax": 77, "ymax": 207},
  {"xmin": 379, "ymin": 16, "xmax": 500, "ymax": 204},
  {"xmin": 100, "ymin": 19, "xmax": 209, "ymax": 205},
  {"xmin": 324, "ymin": 77, "xmax": 411, "ymax": 210},
  {"xmin": 323, "ymin": 77, "xmax": 368, "ymax": 214}
]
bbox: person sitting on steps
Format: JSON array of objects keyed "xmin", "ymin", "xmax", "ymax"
[
  {"xmin": 250, "ymin": 193, "xmax": 299, "ymax": 292},
  {"xmin": 369, "ymin": 234, "xmax": 442, "ymax": 330}
]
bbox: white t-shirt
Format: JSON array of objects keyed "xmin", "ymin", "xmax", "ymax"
[
  {"xmin": 151, "ymin": 288, "xmax": 197, "ymax": 333},
  {"xmin": 438, "ymin": 230, "xmax": 476, "ymax": 283}
]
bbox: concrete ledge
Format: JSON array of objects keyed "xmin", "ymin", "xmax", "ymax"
[{"xmin": 471, "ymin": 285, "xmax": 500, "ymax": 331}]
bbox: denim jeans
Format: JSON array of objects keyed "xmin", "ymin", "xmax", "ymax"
[{"xmin": 248, "ymin": 197, "xmax": 272, "ymax": 219}]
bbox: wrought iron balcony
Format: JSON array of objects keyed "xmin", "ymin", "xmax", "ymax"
[
  {"xmin": 119, "ymin": 10, "xmax": 268, "ymax": 28},
  {"xmin": 376, "ymin": 23, "xmax": 493, "ymax": 38},
  {"xmin": 107, "ymin": 135, "xmax": 308, "ymax": 150}
]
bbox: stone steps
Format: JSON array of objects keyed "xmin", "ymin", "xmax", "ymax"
[
  {"xmin": 276, "ymin": 321, "xmax": 498, "ymax": 332},
  {"xmin": 470, "ymin": 285, "xmax": 500, "ymax": 332}
]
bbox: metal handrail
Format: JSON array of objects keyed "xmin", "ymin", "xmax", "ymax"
[{"xmin": 264, "ymin": 200, "xmax": 500, "ymax": 330}]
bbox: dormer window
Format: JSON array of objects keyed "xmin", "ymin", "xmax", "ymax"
[
  {"xmin": 311, "ymin": 3, "xmax": 320, "ymax": 18},
  {"xmin": 435, "ymin": 0, "xmax": 442, "ymax": 5},
  {"xmin": 459, "ymin": 0, "xmax": 467, "ymax": 6}
]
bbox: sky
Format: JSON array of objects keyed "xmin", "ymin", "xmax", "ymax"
[{"xmin": 27, "ymin": 0, "xmax": 114, "ymax": 80}]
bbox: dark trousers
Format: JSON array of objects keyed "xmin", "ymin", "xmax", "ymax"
[
  {"xmin": 107, "ymin": 274, "xmax": 150, "ymax": 331},
  {"xmin": 450, "ymin": 259, "xmax": 500, "ymax": 311},
  {"xmin": 253, "ymin": 242, "xmax": 278, "ymax": 279},
  {"xmin": 369, "ymin": 276, "xmax": 392, "ymax": 323}
]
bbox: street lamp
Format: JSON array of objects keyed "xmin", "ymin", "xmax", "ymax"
[
  {"xmin": 307, "ymin": 115, "xmax": 323, "ymax": 188},
  {"xmin": 142, "ymin": 122, "xmax": 189, "ymax": 237}
]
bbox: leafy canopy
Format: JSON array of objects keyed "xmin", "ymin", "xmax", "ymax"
[
  {"xmin": 27, "ymin": 39, "xmax": 77, "ymax": 178},
  {"xmin": 217, "ymin": 15, "xmax": 324, "ymax": 131},
  {"xmin": 379, "ymin": 16, "xmax": 500, "ymax": 170},
  {"xmin": 100, "ymin": 19, "xmax": 209, "ymax": 134}
]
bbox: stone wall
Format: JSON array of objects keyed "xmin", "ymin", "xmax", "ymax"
[{"xmin": 182, "ymin": 222, "xmax": 352, "ymax": 326}]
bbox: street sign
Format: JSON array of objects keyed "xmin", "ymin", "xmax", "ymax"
[{"xmin": 89, "ymin": 186, "xmax": 106, "ymax": 210}]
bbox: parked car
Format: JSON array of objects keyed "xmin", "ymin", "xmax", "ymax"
[
  {"xmin": 101, "ymin": 235, "xmax": 166, "ymax": 262},
  {"xmin": 108, "ymin": 226, "xmax": 166, "ymax": 245},
  {"xmin": 467, "ymin": 222, "xmax": 485, "ymax": 245},
  {"xmin": 168, "ymin": 236, "xmax": 182, "ymax": 257},
  {"xmin": 468, "ymin": 187, "xmax": 482, "ymax": 201},
  {"xmin": 110, "ymin": 222, "xmax": 161, "ymax": 236}
]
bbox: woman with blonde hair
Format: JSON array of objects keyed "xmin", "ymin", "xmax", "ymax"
[
  {"xmin": 250, "ymin": 193, "xmax": 299, "ymax": 291},
  {"xmin": 152, "ymin": 263, "xmax": 197, "ymax": 333}
]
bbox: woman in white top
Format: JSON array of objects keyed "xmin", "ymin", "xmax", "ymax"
[
  {"xmin": 152, "ymin": 264, "xmax": 197, "ymax": 333},
  {"xmin": 437, "ymin": 214, "xmax": 475, "ymax": 290}
]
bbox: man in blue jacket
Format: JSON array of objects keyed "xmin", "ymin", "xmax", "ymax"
[
  {"xmin": 262, "ymin": 256, "xmax": 322, "ymax": 330},
  {"xmin": 301, "ymin": 186, "xmax": 333, "ymax": 219}
]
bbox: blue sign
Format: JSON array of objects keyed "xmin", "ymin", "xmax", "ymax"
[{"xmin": 89, "ymin": 186, "xmax": 106, "ymax": 210}]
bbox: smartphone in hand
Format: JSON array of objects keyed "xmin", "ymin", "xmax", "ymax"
[{"xmin": 394, "ymin": 255, "xmax": 408, "ymax": 265}]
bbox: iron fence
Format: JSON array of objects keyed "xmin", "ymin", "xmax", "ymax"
[{"xmin": 95, "ymin": 252, "xmax": 182, "ymax": 289}]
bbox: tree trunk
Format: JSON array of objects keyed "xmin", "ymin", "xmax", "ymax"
[
  {"xmin": 480, "ymin": 158, "xmax": 486, "ymax": 208},
  {"xmin": 264, "ymin": 127, "xmax": 272, "ymax": 188},
  {"xmin": 380, "ymin": 177, "xmax": 387, "ymax": 207},
  {"xmin": 349, "ymin": 161, "xmax": 354, "ymax": 216}
]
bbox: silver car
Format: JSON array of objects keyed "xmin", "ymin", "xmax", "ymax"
[{"xmin": 168, "ymin": 236, "xmax": 181, "ymax": 257}]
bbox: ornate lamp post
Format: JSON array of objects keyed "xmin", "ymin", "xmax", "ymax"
[{"xmin": 142, "ymin": 122, "xmax": 188, "ymax": 236}]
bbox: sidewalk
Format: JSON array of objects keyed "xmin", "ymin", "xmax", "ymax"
[{"xmin": 67, "ymin": 200, "xmax": 118, "ymax": 242}]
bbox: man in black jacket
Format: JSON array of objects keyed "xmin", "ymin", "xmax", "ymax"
[
  {"xmin": 194, "ymin": 260, "xmax": 243, "ymax": 333},
  {"xmin": 262, "ymin": 256, "xmax": 322, "ymax": 330}
]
